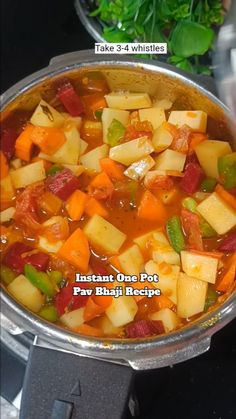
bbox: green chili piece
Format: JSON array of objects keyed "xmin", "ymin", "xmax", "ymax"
[
  {"xmin": 166, "ymin": 216, "xmax": 185, "ymax": 254},
  {"xmin": 204, "ymin": 287, "xmax": 219, "ymax": 312},
  {"xmin": 107, "ymin": 119, "xmax": 125, "ymax": 147},
  {"xmin": 200, "ymin": 177, "xmax": 217, "ymax": 192},
  {"xmin": 46, "ymin": 165, "xmax": 63, "ymax": 177},
  {"xmin": 49, "ymin": 270, "xmax": 63, "ymax": 285},
  {"xmin": 182, "ymin": 197, "xmax": 197, "ymax": 212},
  {"xmin": 0, "ymin": 265, "xmax": 16, "ymax": 285},
  {"xmin": 39, "ymin": 305, "xmax": 59, "ymax": 322},
  {"xmin": 24, "ymin": 264, "xmax": 55, "ymax": 297},
  {"xmin": 218, "ymin": 153, "xmax": 236, "ymax": 189}
]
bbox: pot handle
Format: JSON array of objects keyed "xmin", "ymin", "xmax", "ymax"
[{"xmin": 19, "ymin": 340, "xmax": 135, "ymax": 419}]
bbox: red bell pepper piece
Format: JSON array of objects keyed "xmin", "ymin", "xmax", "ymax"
[
  {"xmin": 46, "ymin": 168, "xmax": 80, "ymax": 200},
  {"xmin": 218, "ymin": 231, "xmax": 236, "ymax": 252},
  {"xmin": 3, "ymin": 242, "xmax": 49, "ymax": 274},
  {"xmin": 180, "ymin": 162, "xmax": 205, "ymax": 194},
  {"xmin": 0, "ymin": 128, "xmax": 18, "ymax": 161},
  {"xmin": 58, "ymin": 81, "xmax": 84, "ymax": 116},
  {"xmin": 126, "ymin": 320, "xmax": 165, "ymax": 338},
  {"xmin": 181, "ymin": 208, "xmax": 203, "ymax": 251},
  {"xmin": 54, "ymin": 282, "xmax": 90, "ymax": 316}
]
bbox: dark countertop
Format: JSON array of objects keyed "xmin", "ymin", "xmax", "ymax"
[{"xmin": 1, "ymin": 1, "xmax": 236, "ymax": 418}]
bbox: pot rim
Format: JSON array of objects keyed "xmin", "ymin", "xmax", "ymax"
[{"xmin": 1, "ymin": 50, "xmax": 236, "ymax": 360}]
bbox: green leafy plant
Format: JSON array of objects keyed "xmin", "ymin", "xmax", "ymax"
[{"xmin": 90, "ymin": 0, "xmax": 225, "ymax": 74}]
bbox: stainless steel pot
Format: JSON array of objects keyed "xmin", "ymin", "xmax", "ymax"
[{"xmin": 1, "ymin": 50, "xmax": 236, "ymax": 419}]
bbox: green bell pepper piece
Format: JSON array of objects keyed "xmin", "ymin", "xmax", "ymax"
[
  {"xmin": 200, "ymin": 177, "xmax": 217, "ymax": 193},
  {"xmin": 166, "ymin": 216, "xmax": 185, "ymax": 254},
  {"xmin": 182, "ymin": 197, "xmax": 197, "ymax": 212},
  {"xmin": 204, "ymin": 287, "xmax": 219, "ymax": 312},
  {"xmin": 24, "ymin": 264, "xmax": 55, "ymax": 297},
  {"xmin": 218, "ymin": 153, "xmax": 236, "ymax": 189},
  {"xmin": 48, "ymin": 270, "xmax": 63, "ymax": 286},
  {"xmin": 39, "ymin": 305, "xmax": 59, "ymax": 322},
  {"xmin": 46, "ymin": 164, "xmax": 63, "ymax": 177},
  {"xmin": 107, "ymin": 119, "xmax": 125, "ymax": 147},
  {"xmin": 94, "ymin": 109, "xmax": 103, "ymax": 121},
  {"xmin": 0, "ymin": 265, "xmax": 16, "ymax": 285}
]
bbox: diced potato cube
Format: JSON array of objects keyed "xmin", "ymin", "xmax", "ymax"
[
  {"xmin": 10, "ymin": 161, "xmax": 46, "ymax": 189},
  {"xmin": 0, "ymin": 175, "xmax": 15, "ymax": 201},
  {"xmin": 155, "ymin": 149, "xmax": 186, "ymax": 172},
  {"xmin": 197, "ymin": 192, "xmax": 236, "ymax": 234},
  {"xmin": 106, "ymin": 296, "xmax": 138, "ymax": 327},
  {"xmin": 83, "ymin": 214, "xmax": 127, "ymax": 254},
  {"xmin": 168, "ymin": 110, "xmax": 207, "ymax": 132},
  {"xmin": 80, "ymin": 139, "xmax": 88, "ymax": 155},
  {"xmin": 0, "ymin": 207, "xmax": 15, "ymax": 223},
  {"xmin": 151, "ymin": 232, "xmax": 180, "ymax": 266},
  {"xmin": 8, "ymin": 275, "xmax": 44, "ymax": 313},
  {"xmin": 61, "ymin": 112, "xmax": 82, "ymax": 128},
  {"xmin": 109, "ymin": 137, "xmax": 154, "ymax": 166},
  {"xmin": 30, "ymin": 99, "xmax": 65, "ymax": 128},
  {"xmin": 194, "ymin": 140, "xmax": 232, "ymax": 179},
  {"xmin": 133, "ymin": 229, "xmax": 161, "ymax": 253},
  {"xmin": 60, "ymin": 307, "xmax": 85, "ymax": 329},
  {"xmin": 105, "ymin": 92, "xmax": 152, "ymax": 110},
  {"xmin": 39, "ymin": 124, "xmax": 81, "ymax": 165},
  {"xmin": 80, "ymin": 144, "xmax": 108, "ymax": 172},
  {"xmin": 102, "ymin": 108, "xmax": 129, "ymax": 143},
  {"xmin": 138, "ymin": 108, "xmax": 166, "ymax": 129},
  {"xmin": 38, "ymin": 216, "xmax": 65, "ymax": 253},
  {"xmin": 181, "ymin": 251, "xmax": 219, "ymax": 284},
  {"xmin": 10, "ymin": 159, "xmax": 22, "ymax": 169},
  {"xmin": 150, "ymin": 308, "xmax": 180, "ymax": 332},
  {"xmin": 177, "ymin": 273, "xmax": 208, "ymax": 318},
  {"xmin": 62, "ymin": 164, "xmax": 84, "ymax": 176},
  {"xmin": 124, "ymin": 156, "xmax": 155, "ymax": 181},
  {"xmin": 152, "ymin": 125, "xmax": 174, "ymax": 152},
  {"xmin": 98, "ymin": 315, "xmax": 122, "ymax": 336},
  {"xmin": 118, "ymin": 244, "xmax": 144, "ymax": 276},
  {"xmin": 153, "ymin": 99, "xmax": 173, "ymax": 109},
  {"xmin": 145, "ymin": 260, "xmax": 179, "ymax": 304}
]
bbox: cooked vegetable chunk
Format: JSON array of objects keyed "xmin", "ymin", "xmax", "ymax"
[
  {"xmin": 30, "ymin": 100, "xmax": 65, "ymax": 128},
  {"xmin": 106, "ymin": 296, "xmax": 138, "ymax": 327},
  {"xmin": 124, "ymin": 156, "xmax": 155, "ymax": 181},
  {"xmin": 8, "ymin": 274, "xmax": 44, "ymax": 312},
  {"xmin": 168, "ymin": 110, "xmax": 207, "ymax": 132},
  {"xmin": 155, "ymin": 149, "xmax": 186, "ymax": 172},
  {"xmin": 83, "ymin": 215, "xmax": 127, "ymax": 254},
  {"xmin": 102, "ymin": 108, "xmax": 129, "ymax": 143},
  {"xmin": 0, "ymin": 207, "xmax": 15, "ymax": 223},
  {"xmin": 138, "ymin": 108, "xmax": 166, "ymax": 129},
  {"xmin": 152, "ymin": 124, "xmax": 174, "ymax": 152},
  {"xmin": 195, "ymin": 140, "xmax": 232, "ymax": 179},
  {"xmin": 80, "ymin": 144, "xmax": 109, "ymax": 172},
  {"xmin": 60, "ymin": 307, "xmax": 85, "ymax": 329},
  {"xmin": 46, "ymin": 168, "xmax": 80, "ymax": 200},
  {"xmin": 150, "ymin": 308, "xmax": 180, "ymax": 332},
  {"xmin": 197, "ymin": 192, "xmax": 236, "ymax": 234},
  {"xmin": 145, "ymin": 260, "xmax": 179, "ymax": 304},
  {"xmin": 118, "ymin": 244, "xmax": 144, "ymax": 276},
  {"xmin": 109, "ymin": 137, "xmax": 154, "ymax": 166},
  {"xmin": 177, "ymin": 273, "xmax": 208, "ymax": 318},
  {"xmin": 181, "ymin": 251, "xmax": 219, "ymax": 284},
  {"xmin": 105, "ymin": 92, "xmax": 152, "ymax": 110},
  {"xmin": 10, "ymin": 161, "xmax": 46, "ymax": 189}
]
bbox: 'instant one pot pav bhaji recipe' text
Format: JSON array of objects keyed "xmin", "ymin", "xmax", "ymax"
[{"xmin": 1, "ymin": 72, "xmax": 236, "ymax": 338}]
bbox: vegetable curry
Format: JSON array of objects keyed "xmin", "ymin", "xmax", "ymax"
[{"xmin": 1, "ymin": 71, "xmax": 236, "ymax": 339}]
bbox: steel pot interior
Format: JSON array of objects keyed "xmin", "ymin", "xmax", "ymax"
[{"xmin": 1, "ymin": 51, "xmax": 236, "ymax": 369}]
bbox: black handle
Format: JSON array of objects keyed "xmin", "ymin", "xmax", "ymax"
[{"xmin": 19, "ymin": 343, "xmax": 135, "ymax": 419}]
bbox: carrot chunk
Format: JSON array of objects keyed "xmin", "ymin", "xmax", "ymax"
[
  {"xmin": 30, "ymin": 126, "xmax": 66, "ymax": 155},
  {"xmin": 66, "ymin": 190, "xmax": 88, "ymax": 221},
  {"xmin": 15, "ymin": 125, "xmax": 34, "ymax": 161},
  {"xmin": 0, "ymin": 151, "xmax": 9, "ymax": 180},
  {"xmin": 87, "ymin": 171, "xmax": 114, "ymax": 200},
  {"xmin": 137, "ymin": 190, "xmax": 167, "ymax": 223},
  {"xmin": 84, "ymin": 197, "xmax": 109, "ymax": 218},
  {"xmin": 57, "ymin": 228, "xmax": 90, "ymax": 272},
  {"xmin": 84, "ymin": 297, "xmax": 105, "ymax": 322},
  {"xmin": 215, "ymin": 184, "xmax": 236, "ymax": 211},
  {"xmin": 216, "ymin": 252, "xmax": 236, "ymax": 292},
  {"xmin": 39, "ymin": 191, "xmax": 62, "ymax": 215},
  {"xmin": 100, "ymin": 157, "xmax": 125, "ymax": 181}
]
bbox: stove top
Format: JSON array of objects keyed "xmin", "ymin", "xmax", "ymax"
[{"xmin": 1, "ymin": 0, "xmax": 236, "ymax": 417}]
